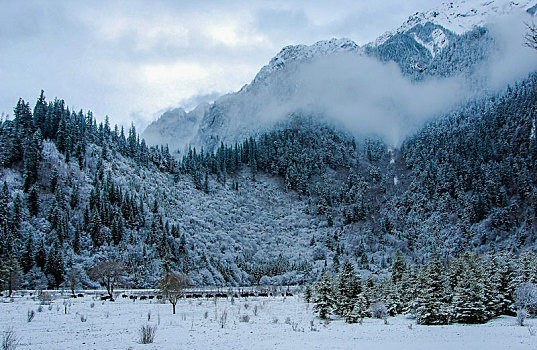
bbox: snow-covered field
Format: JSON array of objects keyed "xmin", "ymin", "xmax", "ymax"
[{"xmin": 1, "ymin": 292, "xmax": 536, "ymax": 350}]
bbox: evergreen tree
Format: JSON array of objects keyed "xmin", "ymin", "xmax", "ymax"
[
  {"xmin": 451, "ymin": 252, "xmax": 488, "ymax": 324},
  {"xmin": 35, "ymin": 239, "xmax": 46, "ymax": 269},
  {"xmin": 417, "ymin": 253, "xmax": 451, "ymax": 325},
  {"xmin": 313, "ymin": 271, "xmax": 335, "ymax": 319},
  {"xmin": 335, "ymin": 259, "xmax": 360, "ymax": 321},
  {"xmin": 28, "ymin": 186, "xmax": 39, "ymax": 217},
  {"xmin": 21, "ymin": 234, "xmax": 34, "ymax": 274},
  {"xmin": 45, "ymin": 239, "xmax": 64, "ymax": 288}
]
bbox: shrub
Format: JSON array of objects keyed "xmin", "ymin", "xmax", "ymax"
[
  {"xmin": 240, "ymin": 315, "xmax": 250, "ymax": 323},
  {"xmin": 27, "ymin": 310, "xmax": 35, "ymax": 322},
  {"xmin": 2, "ymin": 328, "xmax": 19, "ymax": 350},
  {"xmin": 219, "ymin": 310, "xmax": 228, "ymax": 329},
  {"xmin": 370, "ymin": 302, "xmax": 388, "ymax": 320},
  {"xmin": 38, "ymin": 292, "xmax": 53, "ymax": 304},
  {"xmin": 138, "ymin": 324, "xmax": 157, "ymax": 344},
  {"xmin": 517, "ymin": 309, "xmax": 528, "ymax": 327}
]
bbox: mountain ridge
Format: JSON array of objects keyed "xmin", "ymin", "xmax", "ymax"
[{"xmin": 143, "ymin": 0, "xmax": 536, "ymax": 154}]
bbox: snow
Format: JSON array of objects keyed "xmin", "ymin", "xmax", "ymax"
[
  {"xmin": 375, "ymin": 0, "xmax": 535, "ymax": 46},
  {"xmin": 253, "ymin": 38, "xmax": 360, "ymax": 83},
  {"xmin": 531, "ymin": 118, "xmax": 536, "ymax": 140},
  {"xmin": 1, "ymin": 292, "xmax": 536, "ymax": 349}
]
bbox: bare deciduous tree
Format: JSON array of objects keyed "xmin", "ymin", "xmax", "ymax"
[
  {"xmin": 88, "ymin": 260, "xmax": 126, "ymax": 300},
  {"xmin": 158, "ymin": 273, "xmax": 189, "ymax": 314}
]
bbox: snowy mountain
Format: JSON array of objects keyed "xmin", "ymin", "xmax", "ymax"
[
  {"xmin": 377, "ymin": 0, "xmax": 535, "ymax": 39},
  {"xmin": 143, "ymin": 0, "xmax": 537, "ymax": 153}
]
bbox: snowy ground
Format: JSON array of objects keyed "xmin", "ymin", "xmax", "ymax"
[{"xmin": 1, "ymin": 292, "xmax": 536, "ymax": 350}]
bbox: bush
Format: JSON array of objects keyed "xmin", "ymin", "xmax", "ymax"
[
  {"xmin": 138, "ymin": 324, "xmax": 157, "ymax": 344},
  {"xmin": 370, "ymin": 302, "xmax": 388, "ymax": 320},
  {"xmin": 517, "ymin": 309, "xmax": 528, "ymax": 327},
  {"xmin": 38, "ymin": 292, "xmax": 53, "ymax": 304},
  {"xmin": 2, "ymin": 328, "xmax": 19, "ymax": 350},
  {"xmin": 515, "ymin": 283, "xmax": 537, "ymax": 316},
  {"xmin": 27, "ymin": 310, "xmax": 35, "ymax": 322},
  {"xmin": 219, "ymin": 310, "xmax": 228, "ymax": 329},
  {"xmin": 240, "ymin": 315, "xmax": 250, "ymax": 323}
]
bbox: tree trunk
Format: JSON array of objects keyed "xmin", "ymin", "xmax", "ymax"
[{"xmin": 173, "ymin": 303, "xmax": 176, "ymax": 314}]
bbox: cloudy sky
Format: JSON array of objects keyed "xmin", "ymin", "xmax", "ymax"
[{"xmin": 0, "ymin": 0, "xmax": 444, "ymax": 130}]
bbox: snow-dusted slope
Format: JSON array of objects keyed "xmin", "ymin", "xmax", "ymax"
[
  {"xmin": 248, "ymin": 38, "xmax": 360, "ymax": 89},
  {"xmin": 377, "ymin": 0, "xmax": 534, "ymax": 44}
]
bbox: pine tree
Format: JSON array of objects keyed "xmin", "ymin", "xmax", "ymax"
[
  {"xmin": 304, "ymin": 284, "xmax": 313, "ymax": 303},
  {"xmin": 13, "ymin": 98, "xmax": 34, "ymax": 134},
  {"xmin": 33, "ymin": 90, "xmax": 47, "ymax": 131},
  {"xmin": 452, "ymin": 252, "xmax": 488, "ymax": 324},
  {"xmin": 335, "ymin": 259, "xmax": 360, "ymax": 321},
  {"xmin": 349, "ymin": 292, "xmax": 369, "ymax": 322},
  {"xmin": 45, "ymin": 239, "xmax": 64, "ymax": 288},
  {"xmin": 35, "ymin": 239, "xmax": 46, "ymax": 269},
  {"xmin": 391, "ymin": 249, "xmax": 407, "ymax": 284},
  {"xmin": 23, "ymin": 132, "xmax": 41, "ymax": 192},
  {"xmin": 21, "ymin": 234, "xmax": 34, "ymax": 273},
  {"xmin": 0, "ymin": 182, "xmax": 9, "ymax": 230},
  {"xmin": 313, "ymin": 271, "xmax": 335, "ymax": 319},
  {"xmin": 416, "ymin": 253, "xmax": 451, "ymax": 325},
  {"xmin": 28, "ymin": 186, "xmax": 39, "ymax": 217}
]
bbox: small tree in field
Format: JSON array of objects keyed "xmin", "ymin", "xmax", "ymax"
[
  {"xmin": 159, "ymin": 273, "xmax": 189, "ymax": 314},
  {"xmin": 88, "ymin": 260, "xmax": 126, "ymax": 300}
]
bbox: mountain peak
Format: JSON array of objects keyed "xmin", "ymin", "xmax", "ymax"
[
  {"xmin": 375, "ymin": 0, "xmax": 536, "ymax": 46},
  {"xmin": 252, "ymin": 38, "xmax": 360, "ymax": 84}
]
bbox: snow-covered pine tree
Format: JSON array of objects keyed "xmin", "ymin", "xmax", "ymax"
[
  {"xmin": 416, "ymin": 252, "xmax": 451, "ymax": 325},
  {"xmin": 348, "ymin": 291, "xmax": 369, "ymax": 322},
  {"xmin": 335, "ymin": 259, "xmax": 360, "ymax": 322},
  {"xmin": 313, "ymin": 271, "xmax": 335, "ymax": 319},
  {"xmin": 452, "ymin": 252, "xmax": 488, "ymax": 324}
]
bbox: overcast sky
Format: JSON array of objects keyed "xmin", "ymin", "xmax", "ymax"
[{"xmin": 0, "ymin": 0, "xmax": 444, "ymax": 130}]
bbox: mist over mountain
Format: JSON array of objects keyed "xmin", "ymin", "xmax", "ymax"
[{"xmin": 143, "ymin": 0, "xmax": 537, "ymax": 151}]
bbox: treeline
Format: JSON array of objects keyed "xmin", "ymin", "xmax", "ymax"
[{"xmin": 310, "ymin": 249, "xmax": 537, "ymax": 325}]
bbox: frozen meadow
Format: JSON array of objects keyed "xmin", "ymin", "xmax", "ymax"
[{"xmin": 0, "ymin": 291, "xmax": 536, "ymax": 350}]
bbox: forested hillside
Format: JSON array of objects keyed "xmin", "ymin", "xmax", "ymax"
[{"xmin": 1, "ymin": 70, "xmax": 536, "ymax": 292}]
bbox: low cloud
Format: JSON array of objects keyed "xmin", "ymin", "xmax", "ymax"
[{"xmin": 216, "ymin": 13, "xmax": 537, "ymax": 146}]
